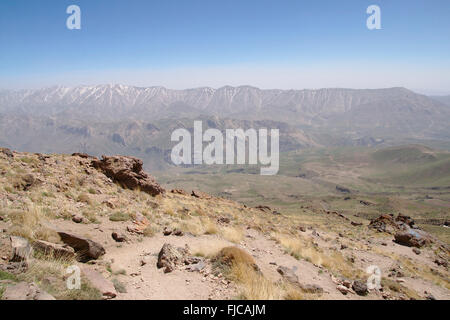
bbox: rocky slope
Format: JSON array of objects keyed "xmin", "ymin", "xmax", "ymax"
[{"xmin": 0, "ymin": 148, "xmax": 449, "ymax": 300}]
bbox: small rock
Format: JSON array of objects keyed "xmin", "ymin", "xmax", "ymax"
[
  {"xmin": 300, "ymin": 284, "xmax": 323, "ymax": 294},
  {"xmin": 218, "ymin": 217, "xmax": 231, "ymax": 224},
  {"xmin": 72, "ymin": 214, "xmax": 84, "ymax": 224},
  {"xmin": 412, "ymin": 248, "xmax": 421, "ymax": 255},
  {"xmin": 140, "ymin": 256, "xmax": 150, "ymax": 266},
  {"xmin": 337, "ymin": 285, "xmax": 350, "ymax": 295},
  {"xmin": 173, "ymin": 229, "xmax": 184, "ymax": 236},
  {"xmin": 434, "ymin": 258, "xmax": 448, "ymax": 268},
  {"xmin": 186, "ymin": 260, "xmax": 206, "ymax": 272},
  {"xmin": 343, "ymin": 279, "xmax": 352, "ymax": 288},
  {"xmin": 277, "ymin": 266, "xmax": 299, "ymax": 284},
  {"xmin": 111, "ymin": 232, "xmax": 127, "ymax": 243}
]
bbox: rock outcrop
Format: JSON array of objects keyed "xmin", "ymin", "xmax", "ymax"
[
  {"xmin": 92, "ymin": 155, "xmax": 165, "ymax": 196},
  {"xmin": 369, "ymin": 213, "xmax": 417, "ymax": 234}
]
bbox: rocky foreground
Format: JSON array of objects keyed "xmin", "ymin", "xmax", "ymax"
[{"xmin": 0, "ymin": 147, "xmax": 448, "ymax": 300}]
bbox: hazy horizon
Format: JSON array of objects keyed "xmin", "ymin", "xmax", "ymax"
[{"xmin": 1, "ymin": 0, "xmax": 449, "ymax": 95}]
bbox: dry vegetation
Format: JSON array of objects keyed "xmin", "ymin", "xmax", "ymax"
[{"xmin": 0, "ymin": 150, "xmax": 449, "ymax": 300}]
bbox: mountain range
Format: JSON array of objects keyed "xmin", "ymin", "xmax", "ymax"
[{"xmin": 1, "ymin": 85, "xmax": 449, "ymax": 170}]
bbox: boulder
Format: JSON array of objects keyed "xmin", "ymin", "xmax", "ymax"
[
  {"xmin": 92, "ymin": 155, "xmax": 165, "ymax": 196},
  {"xmin": 368, "ymin": 214, "xmax": 397, "ymax": 233},
  {"xmin": 394, "ymin": 229, "xmax": 431, "ymax": 248},
  {"xmin": 57, "ymin": 231, "xmax": 105, "ymax": 262},
  {"xmin": 32, "ymin": 240, "xmax": 75, "ymax": 259},
  {"xmin": 157, "ymin": 243, "xmax": 190, "ymax": 273},
  {"xmin": 352, "ymin": 280, "xmax": 368, "ymax": 296},
  {"xmin": 126, "ymin": 212, "xmax": 150, "ymax": 234},
  {"xmin": 9, "ymin": 236, "xmax": 32, "ymax": 263},
  {"xmin": 81, "ymin": 266, "xmax": 117, "ymax": 299},
  {"xmin": 395, "ymin": 214, "xmax": 416, "ymax": 228},
  {"xmin": 2, "ymin": 282, "xmax": 55, "ymax": 300}
]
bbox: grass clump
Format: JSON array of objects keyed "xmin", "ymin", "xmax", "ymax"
[
  {"xmin": 109, "ymin": 211, "xmax": 131, "ymax": 222},
  {"xmin": 213, "ymin": 246, "xmax": 283, "ymax": 300}
]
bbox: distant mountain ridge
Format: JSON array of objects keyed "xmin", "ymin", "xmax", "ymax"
[
  {"xmin": 1, "ymin": 85, "xmax": 450, "ymax": 170},
  {"xmin": 1, "ymin": 85, "xmax": 447, "ymax": 122}
]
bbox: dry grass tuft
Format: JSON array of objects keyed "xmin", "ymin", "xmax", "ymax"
[
  {"xmin": 220, "ymin": 226, "xmax": 244, "ymax": 243},
  {"xmin": 274, "ymin": 234, "xmax": 362, "ymax": 279},
  {"xmin": 214, "ymin": 246, "xmax": 258, "ymax": 270},
  {"xmin": 8, "ymin": 204, "xmax": 58, "ymax": 242}
]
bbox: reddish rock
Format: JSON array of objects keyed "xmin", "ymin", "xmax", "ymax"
[
  {"xmin": 126, "ymin": 212, "xmax": 150, "ymax": 234},
  {"xmin": 81, "ymin": 266, "xmax": 117, "ymax": 299},
  {"xmin": 92, "ymin": 155, "xmax": 165, "ymax": 196}
]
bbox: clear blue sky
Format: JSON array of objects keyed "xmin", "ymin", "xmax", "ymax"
[{"xmin": 0, "ymin": 0, "xmax": 449, "ymax": 93}]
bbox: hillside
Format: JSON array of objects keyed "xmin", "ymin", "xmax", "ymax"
[{"xmin": 0, "ymin": 148, "xmax": 449, "ymax": 300}]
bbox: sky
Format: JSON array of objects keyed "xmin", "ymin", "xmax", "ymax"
[{"xmin": 0, "ymin": 0, "xmax": 449, "ymax": 94}]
